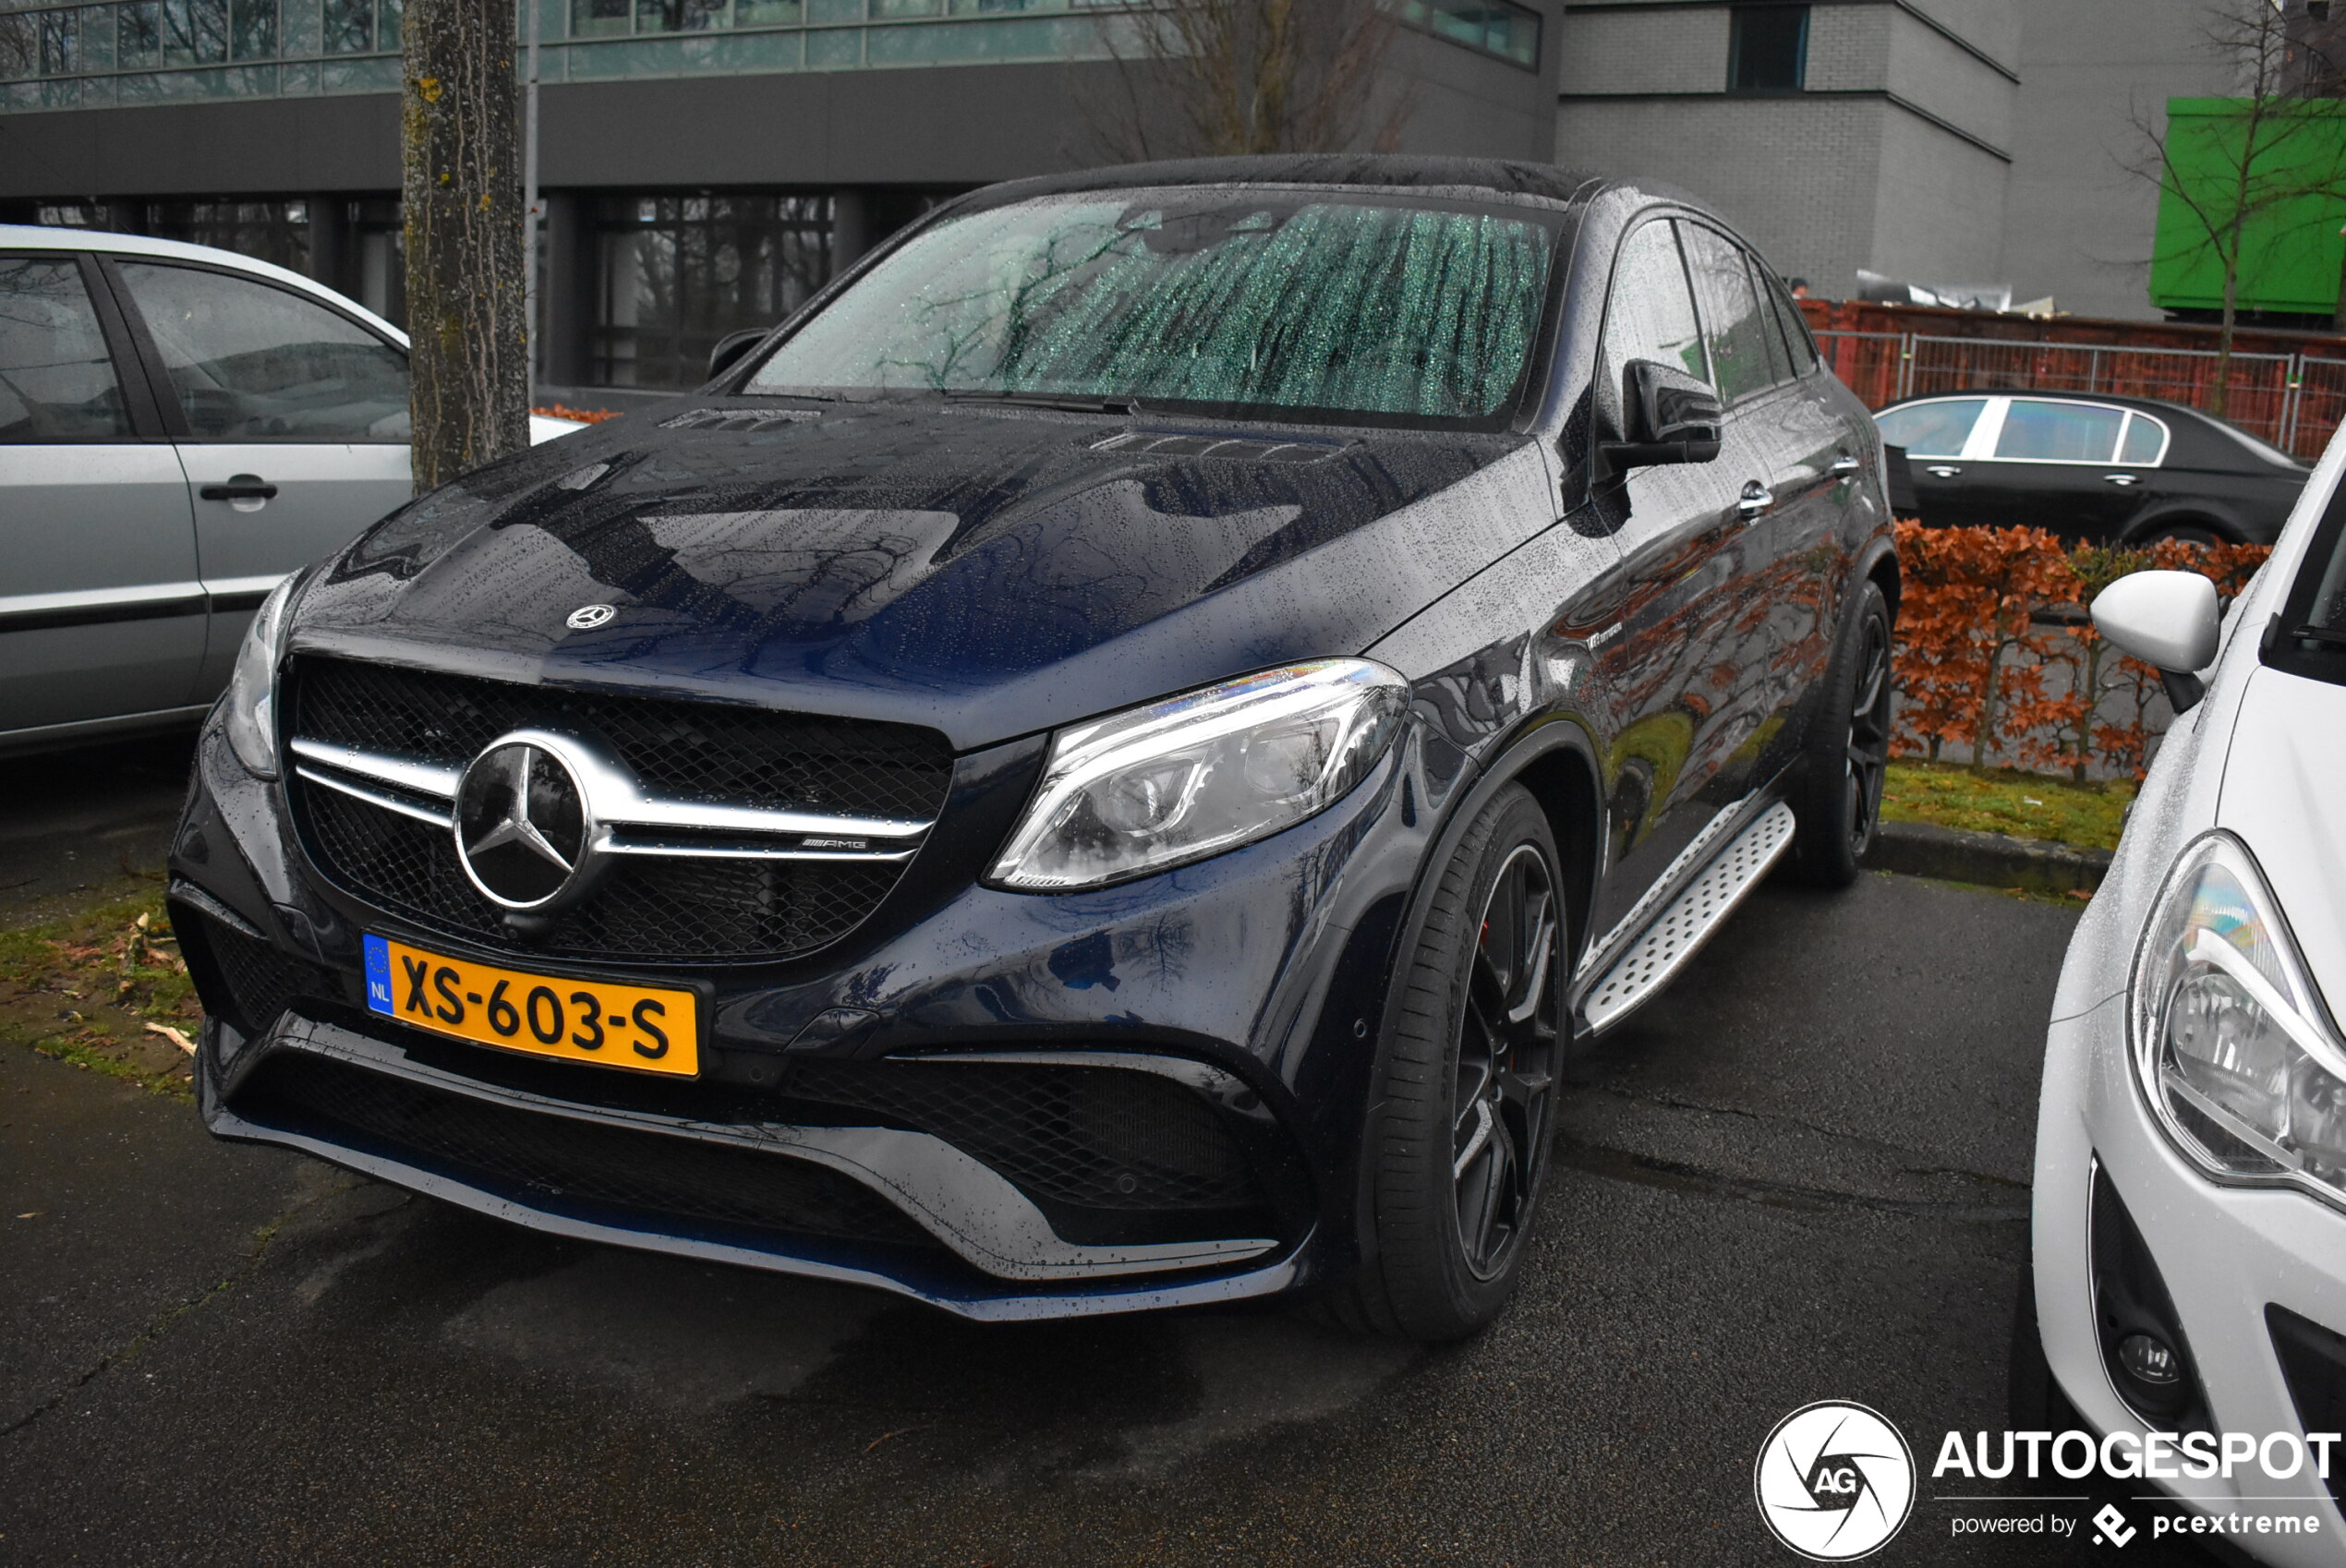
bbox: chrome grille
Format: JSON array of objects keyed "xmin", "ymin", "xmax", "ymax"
[{"xmin": 285, "ymin": 657, "xmax": 949, "ymax": 964}]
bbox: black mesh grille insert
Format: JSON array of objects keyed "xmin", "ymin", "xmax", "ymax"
[
  {"xmin": 285, "ymin": 657, "xmax": 946, "ymax": 962},
  {"xmin": 785, "ymin": 1059, "xmax": 1259, "ymax": 1213},
  {"xmin": 185, "ymin": 911, "xmax": 341, "ymax": 1037},
  {"xmin": 299, "ymin": 786, "xmax": 901, "ymax": 963},
  {"xmin": 236, "ymin": 1051, "xmax": 942, "ymax": 1252},
  {"xmin": 291, "ymin": 657, "xmax": 952, "ymax": 820}
]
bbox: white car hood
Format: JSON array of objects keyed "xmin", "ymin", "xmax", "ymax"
[{"xmin": 2219, "ymin": 665, "xmax": 2346, "ymax": 1020}]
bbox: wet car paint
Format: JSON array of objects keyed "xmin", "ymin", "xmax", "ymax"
[{"xmin": 169, "ymin": 157, "xmax": 1898, "ymax": 1317}]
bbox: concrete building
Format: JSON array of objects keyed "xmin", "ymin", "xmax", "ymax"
[{"xmin": 1556, "ymin": 0, "xmax": 2236, "ymax": 320}]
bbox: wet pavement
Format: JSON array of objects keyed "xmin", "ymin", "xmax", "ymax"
[{"xmin": 0, "ymin": 783, "xmax": 2214, "ymax": 1563}]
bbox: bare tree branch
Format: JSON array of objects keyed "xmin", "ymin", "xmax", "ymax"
[{"xmin": 1075, "ymin": 0, "xmax": 1415, "ymax": 162}]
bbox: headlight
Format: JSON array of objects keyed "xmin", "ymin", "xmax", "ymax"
[
  {"xmin": 223, "ymin": 572, "xmax": 301, "ymax": 778},
  {"xmin": 986, "ymin": 658, "xmax": 1409, "ymax": 892},
  {"xmin": 2132, "ymin": 831, "xmax": 2346, "ymax": 1198}
]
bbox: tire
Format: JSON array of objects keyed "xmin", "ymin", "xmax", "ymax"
[
  {"xmin": 2137, "ymin": 522, "xmax": 2224, "ymax": 549},
  {"xmin": 1788, "ymin": 578, "xmax": 1893, "ymax": 888},
  {"xmin": 1324, "ymin": 785, "xmax": 1566, "ymax": 1341}
]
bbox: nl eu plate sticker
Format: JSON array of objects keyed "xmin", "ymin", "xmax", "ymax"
[{"xmin": 363, "ymin": 934, "xmax": 393, "ymax": 1014}]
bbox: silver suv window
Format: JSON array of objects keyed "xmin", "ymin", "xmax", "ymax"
[
  {"xmin": 0, "ymin": 257, "xmax": 132, "ymax": 442},
  {"xmin": 117, "ymin": 261, "xmax": 409, "ymax": 441}
]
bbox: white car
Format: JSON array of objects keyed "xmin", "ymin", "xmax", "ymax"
[
  {"xmin": 0, "ymin": 225, "xmax": 579, "ymax": 755},
  {"xmin": 2023, "ymin": 428, "xmax": 2346, "ymax": 1560}
]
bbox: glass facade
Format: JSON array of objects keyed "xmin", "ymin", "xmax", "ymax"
[
  {"xmin": 590, "ymin": 192, "xmax": 830, "ymax": 388},
  {"xmin": 0, "ymin": 0, "xmax": 1539, "ymax": 108}
]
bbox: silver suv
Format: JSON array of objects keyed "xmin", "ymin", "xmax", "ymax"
[{"xmin": 0, "ymin": 226, "xmax": 577, "ymax": 754}]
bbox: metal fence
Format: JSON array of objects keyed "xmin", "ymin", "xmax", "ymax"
[{"xmin": 1813, "ymin": 329, "xmax": 2346, "ymax": 461}]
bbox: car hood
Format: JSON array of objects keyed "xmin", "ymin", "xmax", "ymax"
[
  {"xmin": 2218, "ymin": 666, "xmax": 2346, "ymax": 1018},
  {"xmin": 290, "ymin": 400, "xmax": 1553, "ymax": 750}
]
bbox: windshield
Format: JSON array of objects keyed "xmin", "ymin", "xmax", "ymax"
[{"xmin": 744, "ymin": 188, "xmax": 1560, "ymax": 425}]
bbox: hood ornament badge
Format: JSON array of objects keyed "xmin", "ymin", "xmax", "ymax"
[
  {"xmin": 565, "ymin": 603, "xmax": 617, "ymax": 631},
  {"xmin": 454, "ymin": 739, "xmax": 593, "ymax": 911}
]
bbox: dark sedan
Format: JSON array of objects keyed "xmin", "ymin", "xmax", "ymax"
[
  {"xmin": 1873, "ymin": 391, "xmax": 2307, "ymax": 544},
  {"xmin": 168, "ymin": 155, "xmax": 1897, "ymax": 1340}
]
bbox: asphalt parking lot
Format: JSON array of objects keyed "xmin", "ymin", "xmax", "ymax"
[{"xmin": 0, "ymin": 749, "xmax": 2210, "ymax": 1566}]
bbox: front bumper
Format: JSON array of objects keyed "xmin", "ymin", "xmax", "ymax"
[
  {"xmin": 2038, "ymin": 992, "xmax": 2346, "ymax": 1562},
  {"xmin": 169, "ymin": 702, "xmax": 1430, "ymax": 1321}
]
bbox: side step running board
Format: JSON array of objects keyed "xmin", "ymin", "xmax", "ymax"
[{"xmin": 1579, "ymin": 802, "xmax": 1797, "ymax": 1035}]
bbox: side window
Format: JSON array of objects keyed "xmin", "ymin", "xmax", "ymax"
[
  {"xmin": 1875, "ymin": 399, "xmax": 1987, "ymax": 458},
  {"xmin": 0, "ymin": 257, "xmax": 133, "ymax": 442},
  {"xmin": 1757, "ymin": 267, "xmax": 1817, "ymax": 378},
  {"xmin": 1677, "ymin": 223, "xmax": 1773, "ymax": 404},
  {"xmin": 1598, "ymin": 220, "xmax": 1708, "ymax": 431},
  {"xmin": 1745, "ymin": 253, "xmax": 1793, "ymax": 385},
  {"xmin": 1996, "ymin": 399, "xmax": 2124, "ymax": 463},
  {"xmin": 2120, "ymin": 412, "xmax": 2169, "ymax": 465},
  {"xmin": 115, "ymin": 261, "xmax": 410, "ymax": 441}
]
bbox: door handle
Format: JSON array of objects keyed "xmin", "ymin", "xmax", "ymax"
[
  {"xmin": 1924, "ymin": 464, "xmax": 1962, "ymax": 478},
  {"xmin": 1829, "ymin": 453, "xmax": 1862, "ymax": 476},
  {"xmin": 2104, "ymin": 473, "xmax": 2139, "ymax": 487},
  {"xmin": 1736, "ymin": 481, "xmax": 1775, "ymax": 520},
  {"xmin": 200, "ymin": 478, "xmax": 278, "ymax": 501}
]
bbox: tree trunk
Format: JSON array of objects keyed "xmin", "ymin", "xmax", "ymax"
[{"xmin": 401, "ymin": 0, "xmax": 528, "ymax": 496}]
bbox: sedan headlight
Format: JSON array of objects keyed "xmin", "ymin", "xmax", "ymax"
[
  {"xmin": 2132, "ymin": 831, "xmax": 2346, "ymax": 1197},
  {"xmin": 987, "ymin": 658, "xmax": 1409, "ymax": 892},
  {"xmin": 223, "ymin": 572, "xmax": 301, "ymax": 778}
]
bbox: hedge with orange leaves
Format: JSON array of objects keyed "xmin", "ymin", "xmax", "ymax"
[{"xmin": 1892, "ymin": 521, "xmax": 2270, "ymax": 777}]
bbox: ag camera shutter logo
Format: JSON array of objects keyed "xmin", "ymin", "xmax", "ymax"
[{"xmin": 1755, "ymin": 1401, "xmax": 1917, "ymax": 1561}]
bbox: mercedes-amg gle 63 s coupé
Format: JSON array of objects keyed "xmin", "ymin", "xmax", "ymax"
[{"xmin": 170, "ymin": 157, "xmax": 1897, "ymax": 1339}]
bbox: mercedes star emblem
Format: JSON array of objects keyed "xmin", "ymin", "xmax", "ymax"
[
  {"xmin": 566, "ymin": 603, "xmax": 617, "ymax": 630},
  {"xmin": 454, "ymin": 739, "xmax": 592, "ymax": 910}
]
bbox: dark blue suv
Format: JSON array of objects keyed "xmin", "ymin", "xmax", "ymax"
[{"xmin": 170, "ymin": 156, "xmax": 1897, "ymax": 1339}]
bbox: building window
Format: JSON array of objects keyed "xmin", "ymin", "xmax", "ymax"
[
  {"xmin": 1728, "ymin": 5, "xmax": 1807, "ymax": 92},
  {"xmin": 1397, "ymin": 0, "xmax": 1540, "ymax": 68},
  {"xmin": 590, "ymin": 193, "xmax": 832, "ymax": 389}
]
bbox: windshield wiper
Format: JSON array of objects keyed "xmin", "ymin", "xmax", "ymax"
[
  {"xmin": 2286, "ymin": 623, "xmax": 2346, "ymax": 648},
  {"xmin": 938, "ymin": 389, "xmax": 1141, "ymax": 416}
]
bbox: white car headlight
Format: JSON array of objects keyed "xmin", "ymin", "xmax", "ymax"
[
  {"xmin": 224, "ymin": 573, "xmax": 301, "ymax": 778},
  {"xmin": 986, "ymin": 658, "xmax": 1409, "ymax": 892},
  {"xmin": 2132, "ymin": 831, "xmax": 2346, "ymax": 1198}
]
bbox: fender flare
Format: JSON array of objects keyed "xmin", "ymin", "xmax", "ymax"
[{"xmin": 1344, "ymin": 711, "xmax": 1604, "ymax": 1264}]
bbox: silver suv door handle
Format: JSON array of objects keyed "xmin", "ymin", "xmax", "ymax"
[
  {"xmin": 1829, "ymin": 453, "xmax": 1861, "ymax": 476},
  {"xmin": 1925, "ymin": 464, "xmax": 1962, "ymax": 478},
  {"xmin": 1736, "ymin": 481, "xmax": 1774, "ymax": 519},
  {"xmin": 2104, "ymin": 473, "xmax": 2139, "ymax": 487}
]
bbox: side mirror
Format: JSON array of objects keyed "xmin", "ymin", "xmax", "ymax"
[
  {"xmin": 2092, "ymin": 570, "xmax": 2220, "ymax": 714},
  {"xmin": 707, "ymin": 327, "xmax": 768, "ymax": 382},
  {"xmin": 1596, "ymin": 359, "xmax": 1723, "ymax": 485}
]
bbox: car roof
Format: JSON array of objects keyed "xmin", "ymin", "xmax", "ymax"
[
  {"xmin": 954, "ymin": 154, "xmax": 1629, "ymax": 213},
  {"xmin": 0, "ymin": 223, "xmax": 409, "ymax": 346}
]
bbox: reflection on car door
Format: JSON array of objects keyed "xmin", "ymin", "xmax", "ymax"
[
  {"xmin": 1973, "ymin": 398, "xmax": 2145, "ymax": 541},
  {"xmin": 1683, "ymin": 225, "xmax": 1844, "ymax": 782},
  {"xmin": 0, "ymin": 252, "xmax": 205, "ymax": 742},
  {"xmin": 106, "ymin": 259, "xmax": 413, "ymax": 696},
  {"xmin": 1582, "ymin": 217, "xmax": 1747, "ymax": 940}
]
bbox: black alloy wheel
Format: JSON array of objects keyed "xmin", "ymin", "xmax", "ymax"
[
  {"xmin": 1323, "ymin": 785, "xmax": 1566, "ymax": 1340},
  {"xmin": 1790, "ymin": 579, "xmax": 1894, "ymax": 887},
  {"xmin": 1452, "ymin": 843, "xmax": 1560, "ymax": 1280}
]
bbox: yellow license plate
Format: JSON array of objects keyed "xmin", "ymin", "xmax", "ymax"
[{"xmin": 363, "ymin": 935, "xmax": 698, "ymax": 1076}]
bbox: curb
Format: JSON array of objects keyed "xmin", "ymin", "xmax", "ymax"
[{"xmin": 1863, "ymin": 819, "xmax": 2112, "ymax": 895}]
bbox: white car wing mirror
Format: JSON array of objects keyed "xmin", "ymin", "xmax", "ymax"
[{"xmin": 2092, "ymin": 569, "xmax": 2220, "ymax": 714}]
